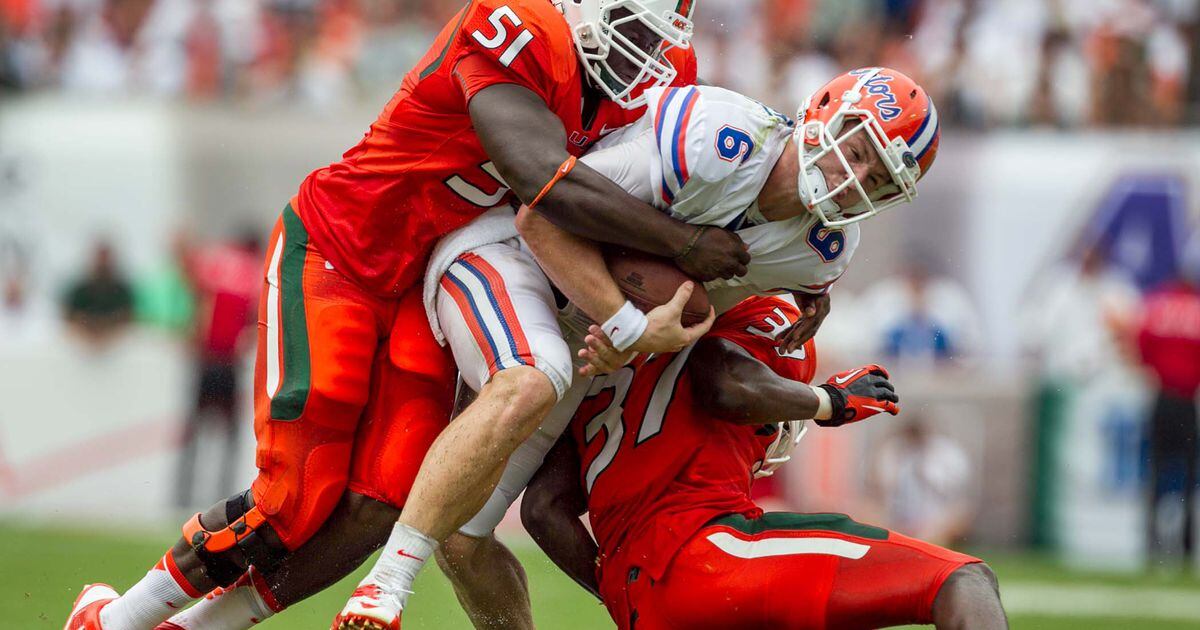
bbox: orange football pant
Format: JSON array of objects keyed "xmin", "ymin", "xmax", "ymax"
[
  {"xmin": 250, "ymin": 204, "xmax": 455, "ymax": 550},
  {"xmin": 603, "ymin": 512, "xmax": 981, "ymax": 630}
]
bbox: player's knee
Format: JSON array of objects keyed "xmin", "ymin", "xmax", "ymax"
[
  {"xmin": 486, "ymin": 367, "xmax": 558, "ymax": 445},
  {"xmin": 519, "ymin": 487, "xmax": 555, "ymax": 541},
  {"xmin": 942, "ymin": 562, "xmax": 1001, "ymax": 601},
  {"xmin": 342, "ymin": 492, "xmax": 401, "ymax": 542},
  {"xmin": 961, "ymin": 562, "xmax": 999, "ymax": 593},
  {"xmin": 182, "ymin": 491, "xmax": 287, "ymax": 588}
]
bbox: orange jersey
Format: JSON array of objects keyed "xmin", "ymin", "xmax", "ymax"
[
  {"xmin": 295, "ymin": 0, "xmax": 699, "ymax": 296},
  {"xmin": 570, "ymin": 296, "xmax": 817, "ymax": 583}
]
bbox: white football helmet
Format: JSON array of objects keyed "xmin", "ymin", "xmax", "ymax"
[
  {"xmin": 557, "ymin": 0, "xmax": 695, "ymax": 109},
  {"xmin": 753, "ymin": 420, "xmax": 808, "ymax": 479}
]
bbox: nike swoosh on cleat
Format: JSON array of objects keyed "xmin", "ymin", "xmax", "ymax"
[{"xmin": 834, "ymin": 369, "xmax": 863, "ymax": 384}]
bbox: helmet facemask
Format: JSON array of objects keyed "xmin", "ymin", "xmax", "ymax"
[
  {"xmin": 754, "ymin": 420, "xmax": 808, "ymax": 479},
  {"xmin": 795, "ymin": 97, "xmax": 923, "ymax": 227},
  {"xmin": 561, "ymin": 0, "xmax": 694, "ymax": 109}
]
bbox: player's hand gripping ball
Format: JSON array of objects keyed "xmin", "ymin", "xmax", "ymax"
[
  {"xmin": 816, "ymin": 364, "xmax": 900, "ymax": 427},
  {"xmin": 605, "ymin": 247, "xmax": 711, "ymax": 326}
]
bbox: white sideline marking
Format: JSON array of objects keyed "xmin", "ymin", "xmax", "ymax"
[{"xmin": 1002, "ymin": 583, "xmax": 1200, "ymax": 621}]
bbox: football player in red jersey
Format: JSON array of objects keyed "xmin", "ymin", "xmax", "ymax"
[
  {"xmin": 522, "ymin": 296, "xmax": 1008, "ymax": 629},
  {"xmin": 65, "ymin": 1, "xmax": 754, "ymax": 629}
]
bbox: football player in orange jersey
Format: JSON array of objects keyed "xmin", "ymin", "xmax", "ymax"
[
  {"xmin": 65, "ymin": 1, "xmax": 754, "ymax": 629},
  {"xmin": 523, "ymin": 296, "xmax": 1008, "ymax": 629}
]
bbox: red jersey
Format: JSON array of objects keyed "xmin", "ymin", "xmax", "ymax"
[
  {"xmin": 295, "ymin": 0, "xmax": 698, "ymax": 296},
  {"xmin": 570, "ymin": 296, "xmax": 817, "ymax": 583},
  {"xmin": 1137, "ymin": 281, "xmax": 1200, "ymax": 398}
]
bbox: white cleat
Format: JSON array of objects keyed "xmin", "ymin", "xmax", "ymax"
[
  {"xmin": 64, "ymin": 583, "xmax": 119, "ymax": 630},
  {"xmin": 330, "ymin": 583, "xmax": 401, "ymax": 630}
]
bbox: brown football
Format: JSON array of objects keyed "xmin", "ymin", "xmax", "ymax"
[{"xmin": 604, "ymin": 247, "xmax": 710, "ymax": 327}]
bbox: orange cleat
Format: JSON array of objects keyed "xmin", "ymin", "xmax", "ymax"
[
  {"xmin": 331, "ymin": 584, "xmax": 401, "ymax": 630},
  {"xmin": 63, "ymin": 584, "xmax": 118, "ymax": 630}
]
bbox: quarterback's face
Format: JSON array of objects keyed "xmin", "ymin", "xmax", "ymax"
[{"xmin": 813, "ymin": 122, "xmax": 893, "ymax": 215}]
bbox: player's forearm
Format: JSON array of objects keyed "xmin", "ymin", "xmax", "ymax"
[
  {"xmin": 709, "ymin": 368, "xmax": 822, "ymax": 424},
  {"xmin": 516, "ymin": 205, "xmax": 626, "ymax": 322},
  {"xmin": 468, "ymin": 83, "xmax": 693, "ymax": 258},
  {"xmin": 535, "ymin": 160, "xmax": 694, "ymax": 257},
  {"xmin": 690, "ymin": 339, "xmax": 823, "ymax": 425}
]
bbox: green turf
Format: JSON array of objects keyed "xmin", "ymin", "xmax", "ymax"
[
  {"xmin": 0, "ymin": 520, "xmax": 610, "ymax": 629},
  {"xmin": 4, "ymin": 520, "xmax": 1200, "ymax": 628}
]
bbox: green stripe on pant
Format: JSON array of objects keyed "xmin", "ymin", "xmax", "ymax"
[
  {"xmin": 271, "ymin": 205, "xmax": 312, "ymax": 421},
  {"xmin": 711, "ymin": 512, "xmax": 889, "ymax": 541}
]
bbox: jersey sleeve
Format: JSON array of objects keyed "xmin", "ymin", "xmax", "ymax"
[
  {"xmin": 736, "ymin": 220, "xmax": 860, "ymax": 297},
  {"xmin": 704, "ymin": 296, "xmax": 818, "ymax": 384},
  {"xmin": 577, "ymin": 125, "xmax": 658, "ymax": 205},
  {"xmin": 647, "ymin": 86, "xmax": 742, "ymax": 208},
  {"xmin": 454, "ymin": 0, "xmax": 576, "ymax": 104},
  {"xmin": 665, "ymin": 44, "xmax": 698, "ymax": 86}
]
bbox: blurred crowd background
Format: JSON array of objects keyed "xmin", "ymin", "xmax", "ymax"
[
  {"xmin": 2, "ymin": 0, "xmax": 1199, "ymax": 127},
  {"xmin": 3, "ymin": 0, "xmax": 1200, "ymax": 612}
]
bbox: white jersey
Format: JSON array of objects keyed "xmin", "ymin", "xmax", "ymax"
[
  {"xmin": 425, "ymin": 85, "xmax": 860, "ymax": 341},
  {"xmin": 580, "ymin": 85, "xmax": 860, "ymax": 313},
  {"xmin": 443, "ymin": 86, "xmax": 866, "ymax": 539}
]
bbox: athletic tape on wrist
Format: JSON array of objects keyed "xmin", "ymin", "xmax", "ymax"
[
  {"xmin": 811, "ymin": 384, "xmax": 833, "ymax": 421},
  {"xmin": 602, "ymin": 301, "xmax": 648, "ymax": 352}
]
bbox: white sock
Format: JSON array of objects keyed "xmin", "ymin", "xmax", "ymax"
[
  {"xmin": 100, "ymin": 552, "xmax": 200, "ymax": 630},
  {"xmin": 167, "ymin": 569, "xmax": 278, "ymax": 629},
  {"xmin": 359, "ymin": 523, "xmax": 436, "ymax": 609}
]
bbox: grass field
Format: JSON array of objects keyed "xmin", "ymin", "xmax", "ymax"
[{"xmin": 5, "ymin": 520, "xmax": 1200, "ymax": 629}]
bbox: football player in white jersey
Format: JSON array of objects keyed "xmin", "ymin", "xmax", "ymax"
[
  {"xmin": 397, "ymin": 66, "xmax": 940, "ymax": 628},
  {"xmin": 341, "ymin": 66, "xmax": 940, "ymax": 629}
]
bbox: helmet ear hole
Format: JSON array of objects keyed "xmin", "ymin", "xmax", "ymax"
[{"xmin": 818, "ymin": 91, "xmax": 831, "ymax": 109}]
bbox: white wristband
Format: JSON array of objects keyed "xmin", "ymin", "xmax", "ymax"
[
  {"xmin": 602, "ymin": 300, "xmax": 648, "ymax": 352},
  {"xmin": 810, "ymin": 384, "xmax": 833, "ymax": 421}
]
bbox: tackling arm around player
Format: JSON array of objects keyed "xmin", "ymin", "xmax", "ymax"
[
  {"xmin": 64, "ymin": 2, "xmax": 755, "ymax": 630},
  {"xmin": 332, "ymin": 2, "xmax": 740, "ymax": 629},
  {"xmin": 523, "ymin": 300, "xmax": 1007, "ymax": 630}
]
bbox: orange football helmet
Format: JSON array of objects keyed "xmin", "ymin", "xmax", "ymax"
[{"xmin": 796, "ymin": 67, "xmax": 940, "ymax": 227}]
